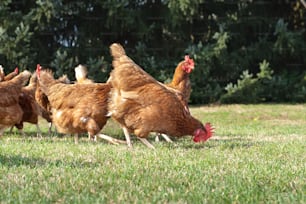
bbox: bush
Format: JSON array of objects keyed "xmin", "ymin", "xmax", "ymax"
[{"xmin": 220, "ymin": 60, "xmax": 273, "ymax": 103}]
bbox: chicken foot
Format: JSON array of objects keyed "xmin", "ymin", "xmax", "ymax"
[
  {"xmin": 122, "ymin": 126, "xmax": 132, "ymax": 148},
  {"xmin": 0, "ymin": 128, "xmax": 5, "ymax": 138},
  {"xmin": 155, "ymin": 133, "xmax": 173, "ymax": 143},
  {"xmin": 48, "ymin": 122, "xmax": 56, "ymax": 135},
  {"xmin": 8, "ymin": 126, "xmax": 26, "ymax": 137},
  {"xmin": 96, "ymin": 133, "xmax": 126, "ymax": 145},
  {"xmin": 36, "ymin": 124, "xmax": 43, "ymax": 138},
  {"xmin": 74, "ymin": 133, "xmax": 79, "ymax": 144},
  {"xmin": 122, "ymin": 126, "xmax": 155, "ymax": 149},
  {"xmin": 138, "ymin": 138, "xmax": 155, "ymax": 149}
]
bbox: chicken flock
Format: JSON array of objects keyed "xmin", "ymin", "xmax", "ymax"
[{"xmin": 0, "ymin": 43, "xmax": 213, "ymax": 149}]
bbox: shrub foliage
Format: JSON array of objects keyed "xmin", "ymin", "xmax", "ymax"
[{"xmin": 0, "ymin": 0, "xmax": 305, "ymax": 103}]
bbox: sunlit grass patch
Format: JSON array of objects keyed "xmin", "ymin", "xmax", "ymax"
[{"xmin": 0, "ymin": 104, "xmax": 305, "ymax": 203}]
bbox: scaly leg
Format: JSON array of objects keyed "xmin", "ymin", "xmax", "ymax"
[
  {"xmin": 9, "ymin": 126, "xmax": 14, "ymax": 134},
  {"xmin": 0, "ymin": 128, "xmax": 5, "ymax": 138},
  {"xmin": 48, "ymin": 122, "xmax": 52, "ymax": 134},
  {"xmin": 18, "ymin": 129, "xmax": 26, "ymax": 137},
  {"xmin": 161, "ymin": 134, "xmax": 173, "ymax": 143},
  {"xmin": 138, "ymin": 138, "xmax": 155, "ymax": 149},
  {"xmin": 122, "ymin": 126, "xmax": 132, "ymax": 148},
  {"xmin": 96, "ymin": 133, "xmax": 126, "ymax": 145},
  {"xmin": 48, "ymin": 122, "xmax": 57, "ymax": 135},
  {"xmin": 88, "ymin": 133, "xmax": 95, "ymax": 141},
  {"xmin": 36, "ymin": 124, "xmax": 43, "ymax": 138},
  {"xmin": 155, "ymin": 133, "xmax": 160, "ymax": 142},
  {"xmin": 155, "ymin": 133, "xmax": 173, "ymax": 143},
  {"xmin": 74, "ymin": 133, "xmax": 79, "ymax": 144}
]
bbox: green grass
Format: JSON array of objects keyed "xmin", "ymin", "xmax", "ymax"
[{"xmin": 0, "ymin": 104, "xmax": 305, "ymax": 203}]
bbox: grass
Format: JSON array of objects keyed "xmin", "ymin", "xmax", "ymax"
[{"xmin": 0, "ymin": 104, "xmax": 305, "ymax": 203}]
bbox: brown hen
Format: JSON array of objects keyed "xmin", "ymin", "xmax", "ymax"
[
  {"xmin": 36, "ymin": 66, "xmax": 125, "ymax": 144},
  {"xmin": 108, "ymin": 43, "xmax": 213, "ymax": 149},
  {"xmin": 0, "ymin": 70, "xmax": 31, "ymax": 136}
]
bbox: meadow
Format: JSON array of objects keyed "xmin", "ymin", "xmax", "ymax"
[{"xmin": 0, "ymin": 104, "xmax": 305, "ymax": 203}]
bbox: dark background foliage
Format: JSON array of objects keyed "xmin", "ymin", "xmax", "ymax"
[{"xmin": 0, "ymin": 0, "xmax": 305, "ymax": 104}]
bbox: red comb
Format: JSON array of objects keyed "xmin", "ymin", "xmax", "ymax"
[
  {"xmin": 193, "ymin": 123, "xmax": 214, "ymax": 143},
  {"xmin": 36, "ymin": 64, "xmax": 41, "ymax": 77},
  {"xmin": 184, "ymin": 55, "xmax": 195, "ymax": 67},
  {"xmin": 14, "ymin": 67, "xmax": 19, "ymax": 74},
  {"xmin": 204, "ymin": 123, "xmax": 214, "ymax": 139},
  {"xmin": 36, "ymin": 64, "xmax": 41, "ymax": 71}
]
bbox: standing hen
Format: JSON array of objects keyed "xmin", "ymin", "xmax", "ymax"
[
  {"xmin": 0, "ymin": 70, "xmax": 31, "ymax": 136},
  {"xmin": 155, "ymin": 55, "xmax": 195, "ymax": 142},
  {"xmin": 166, "ymin": 55, "xmax": 194, "ymax": 106},
  {"xmin": 108, "ymin": 43, "xmax": 213, "ymax": 149},
  {"xmin": 35, "ymin": 65, "xmax": 70, "ymax": 135},
  {"xmin": 36, "ymin": 66, "xmax": 125, "ymax": 144},
  {"xmin": 12, "ymin": 72, "xmax": 42, "ymax": 137}
]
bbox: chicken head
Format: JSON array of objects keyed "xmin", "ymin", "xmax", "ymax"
[
  {"xmin": 193, "ymin": 123, "xmax": 214, "ymax": 143},
  {"xmin": 182, "ymin": 55, "xmax": 195, "ymax": 73}
]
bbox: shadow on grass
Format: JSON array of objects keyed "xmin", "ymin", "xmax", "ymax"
[
  {"xmin": 4, "ymin": 130, "xmax": 56, "ymax": 138},
  {"xmin": 0, "ymin": 154, "xmax": 99, "ymax": 169},
  {"xmin": 181, "ymin": 136, "xmax": 257, "ymax": 150},
  {"xmin": 0, "ymin": 154, "xmax": 47, "ymax": 168}
]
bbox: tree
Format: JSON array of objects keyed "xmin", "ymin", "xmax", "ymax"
[{"xmin": 0, "ymin": 0, "xmax": 305, "ymax": 103}]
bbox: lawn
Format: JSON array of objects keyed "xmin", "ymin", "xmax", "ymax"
[{"xmin": 0, "ymin": 104, "xmax": 305, "ymax": 203}]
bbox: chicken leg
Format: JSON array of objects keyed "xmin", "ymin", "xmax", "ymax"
[
  {"xmin": 122, "ymin": 126, "xmax": 132, "ymax": 148},
  {"xmin": 138, "ymin": 138, "xmax": 155, "ymax": 149},
  {"xmin": 35, "ymin": 124, "xmax": 43, "ymax": 138},
  {"xmin": 0, "ymin": 128, "xmax": 5, "ymax": 138},
  {"xmin": 96, "ymin": 133, "xmax": 126, "ymax": 145},
  {"xmin": 74, "ymin": 133, "xmax": 79, "ymax": 144},
  {"xmin": 155, "ymin": 133, "xmax": 173, "ymax": 143},
  {"xmin": 122, "ymin": 126, "xmax": 155, "ymax": 149}
]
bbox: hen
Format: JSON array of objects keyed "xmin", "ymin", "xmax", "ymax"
[
  {"xmin": 155, "ymin": 55, "xmax": 195, "ymax": 142},
  {"xmin": 11, "ymin": 72, "xmax": 42, "ymax": 137},
  {"xmin": 166, "ymin": 55, "xmax": 194, "ymax": 106},
  {"xmin": 108, "ymin": 43, "xmax": 213, "ymax": 149},
  {"xmin": 0, "ymin": 70, "xmax": 31, "ymax": 136},
  {"xmin": 35, "ymin": 64, "xmax": 71, "ymax": 134},
  {"xmin": 36, "ymin": 65, "xmax": 125, "ymax": 144}
]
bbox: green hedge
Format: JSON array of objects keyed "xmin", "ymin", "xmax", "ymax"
[{"xmin": 0, "ymin": 1, "xmax": 305, "ymax": 103}]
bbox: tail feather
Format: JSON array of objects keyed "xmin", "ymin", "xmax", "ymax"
[{"xmin": 110, "ymin": 43, "xmax": 126, "ymax": 59}]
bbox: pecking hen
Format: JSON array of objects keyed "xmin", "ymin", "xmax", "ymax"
[
  {"xmin": 0, "ymin": 70, "xmax": 31, "ymax": 136},
  {"xmin": 11, "ymin": 72, "xmax": 42, "ymax": 137},
  {"xmin": 36, "ymin": 65, "xmax": 125, "ymax": 144},
  {"xmin": 107, "ymin": 43, "xmax": 213, "ymax": 149}
]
